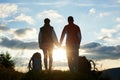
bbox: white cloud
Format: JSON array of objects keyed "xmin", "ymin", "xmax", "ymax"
[
  {"xmin": 101, "ymin": 28, "xmax": 116, "ymax": 35},
  {"xmin": 102, "ymin": 37, "xmax": 120, "ymax": 44},
  {"xmin": 117, "ymin": 0, "xmax": 120, "ymax": 3},
  {"xmin": 10, "ymin": 28, "xmax": 37, "ymax": 40},
  {"xmin": 116, "ymin": 24, "xmax": 120, "ymax": 29},
  {"xmin": 116, "ymin": 17, "xmax": 120, "ymax": 22},
  {"xmin": 98, "ymin": 12, "xmax": 110, "ymax": 18},
  {"xmin": 89, "ymin": 8, "xmax": 96, "ymax": 15},
  {"xmin": 0, "ymin": 24, "xmax": 10, "ymax": 38},
  {"xmin": 76, "ymin": 3, "xmax": 94, "ymax": 7},
  {"xmin": 38, "ymin": 10, "xmax": 65, "ymax": 23},
  {"xmin": 0, "ymin": 24, "xmax": 9, "ymax": 31},
  {"xmin": 96, "ymin": 24, "xmax": 120, "ymax": 45},
  {"xmin": 0, "ymin": 3, "xmax": 18, "ymax": 18},
  {"xmin": 89, "ymin": 8, "xmax": 110, "ymax": 18},
  {"xmin": 15, "ymin": 13, "xmax": 35, "ymax": 25},
  {"xmin": 37, "ymin": 1, "xmax": 69, "ymax": 7},
  {"xmin": 0, "ymin": 24, "xmax": 6, "ymax": 27}
]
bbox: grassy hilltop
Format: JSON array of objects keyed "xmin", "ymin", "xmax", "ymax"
[
  {"xmin": 0, "ymin": 52, "xmax": 99, "ymax": 80},
  {"xmin": 0, "ymin": 69, "xmax": 98, "ymax": 80}
]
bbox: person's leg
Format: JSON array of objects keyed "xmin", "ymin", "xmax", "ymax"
[
  {"xmin": 72, "ymin": 47, "xmax": 79, "ymax": 72},
  {"xmin": 67, "ymin": 45, "xmax": 79, "ymax": 73},
  {"xmin": 48, "ymin": 48, "xmax": 53, "ymax": 71},
  {"xmin": 66, "ymin": 46, "xmax": 73, "ymax": 72},
  {"xmin": 43, "ymin": 49, "xmax": 48, "ymax": 70}
]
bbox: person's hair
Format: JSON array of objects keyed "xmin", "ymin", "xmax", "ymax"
[
  {"xmin": 68, "ymin": 16, "xmax": 74, "ymax": 22},
  {"xmin": 44, "ymin": 18, "xmax": 50, "ymax": 24}
]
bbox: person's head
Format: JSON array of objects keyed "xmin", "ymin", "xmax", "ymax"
[
  {"xmin": 68, "ymin": 16, "xmax": 74, "ymax": 23},
  {"xmin": 44, "ymin": 18, "xmax": 50, "ymax": 25}
]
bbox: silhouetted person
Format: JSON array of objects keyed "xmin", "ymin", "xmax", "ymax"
[
  {"xmin": 38, "ymin": 18, "xmax": 58, "ymax": 71},
  {"xmin": 60, "ymin": 16, "xmax": 82, "ymax": 72},
  {"xmin": 28, "ymin": 52, "xmax": 42, "ymax": 71}
]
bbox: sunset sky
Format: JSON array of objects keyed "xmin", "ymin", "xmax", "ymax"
[{"xmin": 0, "ymin": 0, "xmax": 120, "ymax": 72}]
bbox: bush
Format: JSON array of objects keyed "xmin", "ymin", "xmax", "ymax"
[{"xmin": 0, "ymin": 51, "xmax": 15, "ymax": 69}]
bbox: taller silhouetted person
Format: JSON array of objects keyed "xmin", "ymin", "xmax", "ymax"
[
  {"xmin": 60, "ymin": 16, "xmax": 82, "ymax": 73},
  {"xmin": 38, "ymin": 18, "xmax": 58, "ymax": 71}
]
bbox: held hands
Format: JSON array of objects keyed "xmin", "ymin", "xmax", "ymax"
[
  {"xmin": 57, "ymin": 43, "xmax": 61, "ymax": 48},
  {"xmin": 55, "ymin": 42, "xmax": 62, "ymax": 48}
]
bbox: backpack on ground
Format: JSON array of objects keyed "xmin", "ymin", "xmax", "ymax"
[{"xmin": 78, "ymin": 56, "xmax": 97, "ymax": 73}]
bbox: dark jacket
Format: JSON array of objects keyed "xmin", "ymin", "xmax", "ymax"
[{"xmin": 38, "ymin": 25, "xmax": 58, "ymax": 49}]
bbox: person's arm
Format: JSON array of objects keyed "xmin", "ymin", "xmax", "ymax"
[
  {"xmin": 76, "ymin": 26, "xmax": 82, "ymax": 49},
  {"xmin": 78, "ymin": 28, "xmax": 82, "ymax": 44},
  {"xmin": 52, "ymin": 29, "xmax": 59, "ymax": 46},
  {"xmin": 38, "ymin": 29, "xmax": 41, "ymax": 48},
  {"xmin": 60, "ymin": 26, "xmax": 66, "ymax": 45}
]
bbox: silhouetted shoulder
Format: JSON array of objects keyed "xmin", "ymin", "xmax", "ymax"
[
  {"xmin": 74, "ymin": 24, "xmax": 80, "ymax": 28},
  {"xmin": 65, "ymin": 24, "xmax": 69, "ymax": 27},
  {"xmin": 40, "ymin": 26, "xmax": 44, "ymax": 30},
  {"xmin": 63, "ymin": 25, "xmax": 70, "ymax": 29}
]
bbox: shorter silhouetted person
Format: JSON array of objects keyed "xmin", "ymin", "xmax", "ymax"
[
  {"xmin": 28, "ymin": 52, "xmax": 42, "ymax": 71},
  {"xmin": 60, "ymin": 16, "xmax": 82, "ymax": 73},
  {"xmin": 38, "ymin": 18, "xmax": 58, "ymax": 71}
]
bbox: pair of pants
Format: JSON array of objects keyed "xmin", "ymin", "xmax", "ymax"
[
  {"xmin": 43, "ymin": 48, "xmax": 53, "ymax": 70},
  {"xmin": 66, "ymin": 45, "xmax": 79, "ymax": 72}
]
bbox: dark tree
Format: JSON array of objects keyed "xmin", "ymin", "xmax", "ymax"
[{"xmin": 0, "ymin": 51, "xmax": 15, "ymax": 69}]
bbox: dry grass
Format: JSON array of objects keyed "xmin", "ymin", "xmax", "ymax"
[
  {"xmin": 0, "ymin": 67, "xmax": 23, "ymax": 80},
  {"xmin": 0, "ymin": 68, "xmax": 98, "ymax": 80}
]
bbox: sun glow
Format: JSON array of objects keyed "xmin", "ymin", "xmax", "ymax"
[{"xmin": 53, "ymin": 48, "xmax": 67, "ymax": 61}]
